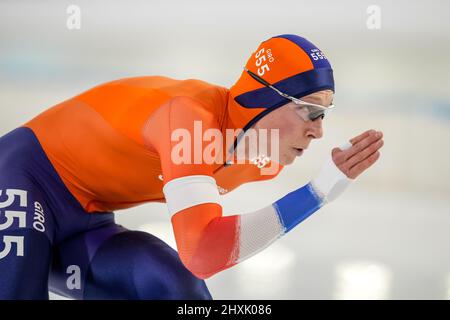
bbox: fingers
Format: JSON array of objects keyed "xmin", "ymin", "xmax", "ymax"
[
  {"xmin": 344, "ymin": 130, "xmax": 383, "ymax": 160},
  {"xmin": 333, "ymin": 130, "xmax": 381, "ymax": 165},
  {"xmin": 349, "ymin": 129, "xmax": 376, "ymax": 145},
  {"xmin": 344, "ymin": 138, "xmax": 384, "ymax": 170},
  {"xmin": 332, "ymin": 129, "xmax": 384, "ymax": 178},
  {"xmin": 347, "ymin": 150, "xmax": 381, "ymax": 179}
]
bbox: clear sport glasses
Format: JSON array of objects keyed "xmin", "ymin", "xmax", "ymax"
[{"xmin": 244, "ymin": 67, "xmax": 334, "ymax": 121}]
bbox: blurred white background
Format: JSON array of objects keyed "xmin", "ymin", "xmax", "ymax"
[{"xmin": 1, "ymin": 0, "xmax": 449, "ymax": 299}]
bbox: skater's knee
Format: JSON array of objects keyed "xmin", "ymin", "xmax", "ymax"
[{"xmin": 86, "ymin": 231, "xmax": 212, "ymax": 299}]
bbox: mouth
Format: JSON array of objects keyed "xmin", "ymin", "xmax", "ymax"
[{"xmin": 293, "ymin": 147, "xmax": 304, "ymax": 156}]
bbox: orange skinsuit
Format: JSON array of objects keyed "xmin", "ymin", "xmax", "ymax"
[
  {"xmin": 23, "ymin": 34, "xmax": 334, "ymax": 278},
  {"xmin": 24, "ymin": 76, "xmax": 283, "ymax": 278},
  {"xmin": 24, "ymin": 76, "xmax": 282, "ymax": 213}
]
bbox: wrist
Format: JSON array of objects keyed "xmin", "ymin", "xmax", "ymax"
[{"xmin": 311, "ymin": 142, "xmax": 353, "ymax": 203}]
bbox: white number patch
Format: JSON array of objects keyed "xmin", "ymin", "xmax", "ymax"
[
  {"xmin": 310, "ymin": 48, "xmax": 327, "ymax": 61},
  {"xmin": 0, "ymin": 188, "xmax": 28, "ymax": 260},
  {"xmin": 254, "ymin": 47, "xmax": 275, "ymax": 76}
]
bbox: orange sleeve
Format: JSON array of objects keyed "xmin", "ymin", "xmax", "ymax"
[
  {"xmin": 142, "ymin": 96, "xmax": 239, "ymax": 278},
  {"xmin": 142, "ymin": 96, "xmax": 218, "ymax": 181}
]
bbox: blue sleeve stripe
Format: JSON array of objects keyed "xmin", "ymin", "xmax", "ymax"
[{"xmin": 272, "ymin": 183, "xmax": 324, "ymax": 233}]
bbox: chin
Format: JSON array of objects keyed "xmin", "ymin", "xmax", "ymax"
[{"xmin": 278, "ymin": 155, "xmax": 296, "ymax": 166}]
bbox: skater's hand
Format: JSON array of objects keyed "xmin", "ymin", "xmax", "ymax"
[{"xmin": 332, "ymin": 129, "xmax": 384, "ymax": 179}]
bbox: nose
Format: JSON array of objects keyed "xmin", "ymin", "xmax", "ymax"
[{"xmin": 305, "ymin": 118, "xmax": 323, "ymax": 139}]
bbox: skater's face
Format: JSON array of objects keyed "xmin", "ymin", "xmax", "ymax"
[{"xmin": 252, "ymin": 90, "xmax": 334, "ymax": 165}]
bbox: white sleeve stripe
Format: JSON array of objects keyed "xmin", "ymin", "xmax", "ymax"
[
  {"xmin": 237, "ymin": 205, "xmax": 284, "ymax": 263},
  {"xmin": 163, "ymin": 175, "xmax": 220, "ymax": 217}
]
